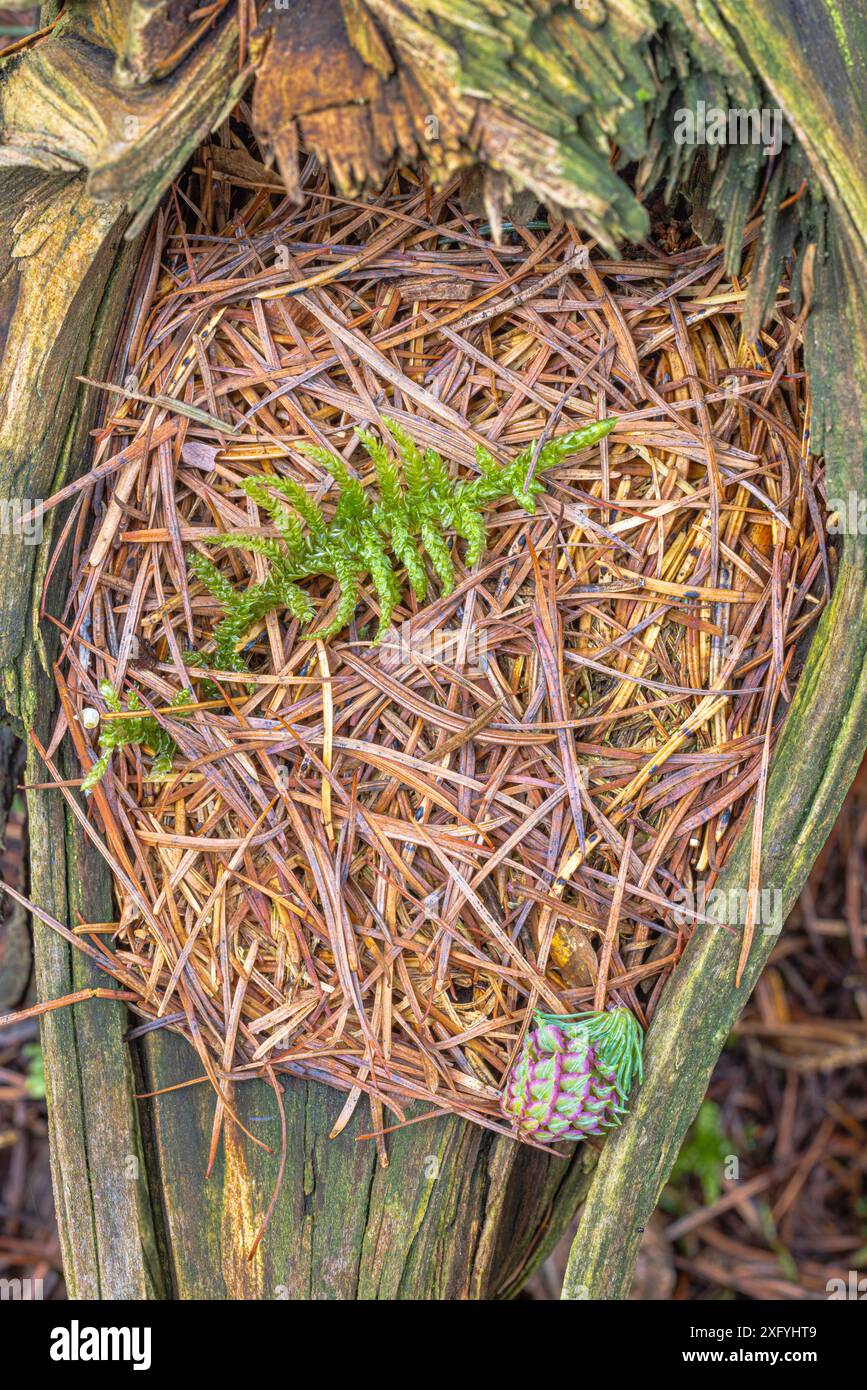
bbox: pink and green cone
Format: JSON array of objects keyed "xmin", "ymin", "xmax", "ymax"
[{"xmin": 500, "ymin": 1006, "xmax": 644, "ymax": 1142}]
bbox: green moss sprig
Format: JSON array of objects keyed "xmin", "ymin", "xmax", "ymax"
[
  {"xmin": 189, "ymin": 415, "xmax": 615, "ymax": 667},
  {"xmin": 83, "ymin": 680, "xmax": 193, "ymax": 791}
]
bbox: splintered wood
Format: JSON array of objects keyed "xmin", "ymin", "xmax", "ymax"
[{"xmin": 44, "ymin": 127, "xmax": 826, "ymax": 1153}]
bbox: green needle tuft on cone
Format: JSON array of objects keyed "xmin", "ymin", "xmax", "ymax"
[{"xmin": 500, "ymin": 1005, "xmax": 644, "ymax": 1143}]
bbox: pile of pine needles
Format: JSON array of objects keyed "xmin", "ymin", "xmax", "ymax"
[{"xmin": 22, "ymin": 126, "xmax": 829, "ymax": 1175}]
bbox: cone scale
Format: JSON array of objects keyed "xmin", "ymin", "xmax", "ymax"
[{"xmin": 500, "ymin": 1006, "xmax": 644, "ymax": 1143}]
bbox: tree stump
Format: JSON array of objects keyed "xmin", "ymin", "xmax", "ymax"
[{"xmin": 1, "ymin": 0, "xmax": 865, "ymax": 1299}]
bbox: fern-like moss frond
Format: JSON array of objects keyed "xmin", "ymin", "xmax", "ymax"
[
  {"xmin": 188, "ymin": 415, "xmax": 615, "ymax": 659},
  {"xmin": 83, "ymin": 680, "xmax": 192, "ymax": 790}
]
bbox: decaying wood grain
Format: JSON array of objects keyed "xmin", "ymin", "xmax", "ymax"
[
  {"xmin": 250, "ymin": 0, "xmax": 651, "ymax": 247},
  {"xmin": 0, "ymin": 1, "xmax": 243, "ymax": 237},
  {"xmin": 116, "ymin": 1, "xmax": 219, "ymax": 85},
  {"xmin": 0, "ymin": 170, "xmax": 165, "ymax": 1296},
  {"xmin": 0, "ymin": 2, "xmax": 826, "ymax": 310},
  {"xmin": 142, "ymin": 1028, "xmax": 596, "ymax": 1298}
]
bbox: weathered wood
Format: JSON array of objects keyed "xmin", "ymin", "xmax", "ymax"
[
  {"xmin": 2, "ymin": 0, "xmax": 866, "ymax": 1300},
  {"xmin": 142, "ymin": 1031, "xmax": 596, "ymax": 1298},
  {"xmin": 250, "ymin": 0, "xmax": 650, "ymax": 246},
  {"xmin": 0, "ymin": 1, "xmax": 243, "ymax": 237},
  {"xmin": 0, "ymin": 172, "xmax": 165, "ymax": 1297}
]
